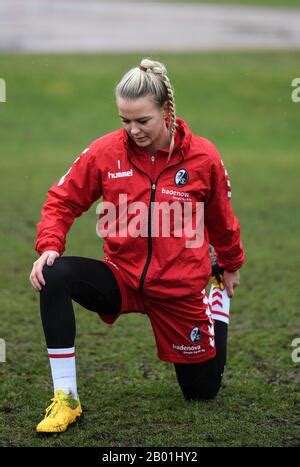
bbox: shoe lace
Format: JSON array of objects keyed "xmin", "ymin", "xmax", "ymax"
[{"xmin": 45, "ymin": 395, "xmax": 63, "ymax": 418}]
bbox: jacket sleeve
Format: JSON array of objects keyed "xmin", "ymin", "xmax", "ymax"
[
  {"xmin": 204, "ymin": 144, "xmax": 245, "ymax": 272},
  {"xmin": 35, "ymin": 147, "xmax": 102, "ymax": 255}
]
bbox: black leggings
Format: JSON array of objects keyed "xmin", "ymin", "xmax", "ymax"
[{"xmin": 40, "ymin": 256, "xmax": 227, "ymax": 401}]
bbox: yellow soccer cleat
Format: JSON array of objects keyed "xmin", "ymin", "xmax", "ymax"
[{"xmin": 36, "ymin": 389, "xmax": 82, "ymax": 433}]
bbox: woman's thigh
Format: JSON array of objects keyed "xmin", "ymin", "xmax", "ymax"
[{"xmin": 43, "ymin": 256, "xmax": 122, "ymax": 315}]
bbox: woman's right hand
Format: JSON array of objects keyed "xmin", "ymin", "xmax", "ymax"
[{"xmin": 29, "ymin": 250, "xmax": 60, "ymax": 292}]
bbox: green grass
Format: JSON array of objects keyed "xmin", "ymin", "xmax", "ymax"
[
  {"xmin": 0, "ymin": 52, "xmax": 299, "ymax": 447},
  {"xmin": 150, "ymin": 0, "xmax": 300, "ymax": 8}
]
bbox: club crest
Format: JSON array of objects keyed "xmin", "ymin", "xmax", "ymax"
[{"xmin": 174, "ymin": 169, "xmax": 189, "ymax": 187}]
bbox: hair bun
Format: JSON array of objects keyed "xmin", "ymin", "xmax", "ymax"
[{"xmin": 139, "ymin": 59, "xmax": 167, "ymax": 76}]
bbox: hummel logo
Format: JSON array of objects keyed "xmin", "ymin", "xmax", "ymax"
[{"xmin": 108, "ymin": 169, "xmax": 133, "ymax": 179}]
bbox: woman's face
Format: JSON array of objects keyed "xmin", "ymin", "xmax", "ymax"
[{"xmin": 117, "ymin": 96, "xmax": 169, "ymax": 152}]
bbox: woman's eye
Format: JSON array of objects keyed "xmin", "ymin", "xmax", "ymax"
[{"xmin": 121, "ymin": 119, "xmax": 148, "ymax": 125}]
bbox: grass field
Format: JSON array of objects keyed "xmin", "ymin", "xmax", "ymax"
[
  {"xmin": 114, "ymin": 0, "xmax": 300, "ymax": 8},
  {"xmin": 155, "ymin": 0, "xmax": 300, "ymax": 7},
  {"xmin": 0, "ymin": 51, "xmax": 299, "ymax": 447}
]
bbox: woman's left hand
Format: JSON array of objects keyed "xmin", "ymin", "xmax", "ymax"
[{"xmin": 223, "ymin": 269, "xmax": 240, "ymax": 298}]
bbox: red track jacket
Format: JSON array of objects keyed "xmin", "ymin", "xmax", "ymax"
[{"xmin": 35, "ymin": 118, "xmax": 245, "ymax": 299}]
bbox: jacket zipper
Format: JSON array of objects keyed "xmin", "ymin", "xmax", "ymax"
[
  {"xmin": 139, "ymin": 182, "xmax": 156, "ymax": 292},
  {"xmin": 150, "ymin": 153, "xmax": 155, "ymax": 180},
  {"xmin": 128, "ymin": 149, "xmax": 184, "ymax": 293}
]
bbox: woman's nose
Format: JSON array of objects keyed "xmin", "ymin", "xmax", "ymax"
[{"xmin": 130, "ymin": 123, "xmax": 141, "ymax": 135}]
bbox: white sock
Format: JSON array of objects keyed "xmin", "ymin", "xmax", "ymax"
[
  {"xmin": 47, "ymin": 347, "xmax": 78, "ymax": 399},
  {"xmin": 208, "ymin": 285, "xmax": 230, "ymax": 325}
]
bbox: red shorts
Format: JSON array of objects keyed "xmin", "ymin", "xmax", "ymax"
[{"xmin": 99, "ymin": 261, "xmax": 216, "ymax": 364}]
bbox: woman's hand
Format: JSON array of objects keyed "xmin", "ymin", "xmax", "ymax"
[
  {"xmin": 29, "ymin": 250, "xmax": 60, "ymax": 292},
  {"xmin": 223, "ymin": 269, "xmax": 240, "ymax": 298}
]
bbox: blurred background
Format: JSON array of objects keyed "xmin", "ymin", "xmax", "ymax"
[
  {"xmin": 0, "ymin": 0, "xmax": 299, "ymax": 448},
  {"xmin": 1, "ymin": 0, "xmax": 300, "ymax": 51}
]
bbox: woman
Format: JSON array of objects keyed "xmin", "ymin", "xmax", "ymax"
[{"xmin": 30, "ymin": 58, "xmax": 245, "ymax": 433}]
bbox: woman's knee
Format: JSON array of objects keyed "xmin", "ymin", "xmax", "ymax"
[
  {"xmin": 42, "ymin": 257, "xmax": 72, "ymax": 289},
  {"xmin": 182, "ymin": 377, "xmax": 222, "ymax": 401},
  {"xmin": 174, "ymin": 359, "xmax": 223, "ymax": 401}
]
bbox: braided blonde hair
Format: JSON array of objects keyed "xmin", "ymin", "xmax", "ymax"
[{"xmin": 115, "ymin": 58, "xmax": 177, "ymax": 162}]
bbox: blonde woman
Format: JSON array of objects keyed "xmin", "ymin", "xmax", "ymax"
[{"xmin": 30, "ymin": 58, "xmax": 245, "ymax": 433}]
